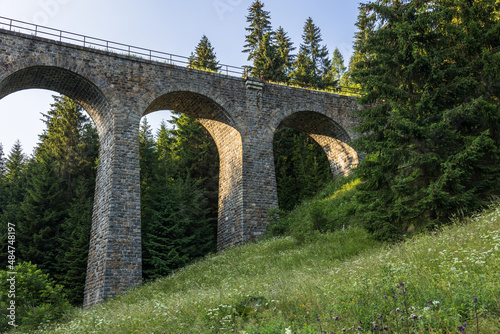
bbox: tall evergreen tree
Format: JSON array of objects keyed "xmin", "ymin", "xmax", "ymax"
[
  {"xmin": 324, "ymin": 47, "xmax": 346, "ymax": 88},
  {"xmin": 18, "ymin": 95, "xmax": 98, "ymax": 303},
  {"xmin": 291, "ymin": 17, "xmax": 331, "ymax": 88},
  {"xmin": 0, "ymin": 142, "xmax": 27, "ymax": 269},
  {"xmin": 252, "ymin": 31, "xmax": 279, "ymax": 81},
  {"xmin": 5, "ymin": 140, "xmax": 26, "ymax": 184},
  {"xmin": 352, "ymin": 0, "xmax": 500, "ymax": 240},
  {"xmin": 243, "ymin": 0, "xmax": 274, "ymax": 78},
  {"xmin": 273, "ymin": 26, "xmax": 295, "ymax": 83},
  {"xmin": 189, "ymin": 35, "xmax": 221, "ymax": 72},
  {"xmin": 168, "ymin": 112, "xmax": 219, "ymax": 230},
  {"xmin": 18, "ymin": 159, "xmax": 67, "ymax": 280},
  {"xmin": 273, "ymin": 128, "xmax": 332, "ymax": 211}
]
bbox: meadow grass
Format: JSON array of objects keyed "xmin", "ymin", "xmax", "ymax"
[{"xmin": 26, "ymin": 204, "xmax": 500, "ymax": 333}]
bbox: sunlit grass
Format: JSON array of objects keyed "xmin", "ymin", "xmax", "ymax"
[{"xmin": 29, "ymin": 204, "xmax": 500, "ymax": 333}]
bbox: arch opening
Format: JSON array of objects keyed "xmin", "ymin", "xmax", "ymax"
[
  {"xmin": 141, "ymin": 91, "xmax": 243, "ymax": 279},
  {"xmin": 273, "ymin": 110, "xmax": 359, "ymax": 210},
  {"xmin": 0, "ymin": 66, "xmax": 110, "ymax": 132},
  {"xmin": 0, "ymin": 86, "xmax": 100, "ymax": 306}
]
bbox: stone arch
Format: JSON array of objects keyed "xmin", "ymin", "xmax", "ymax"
[
  {"xmin": 144, "ymin": 91, "xmax": 244, "ymax": 250},
  {"xmin": 276, "ymin": 110, "xmax": 358, "ymax": 177},
  {"xmin": 0, "ymin": 66, "xmax": 110, "ymax": 132}
]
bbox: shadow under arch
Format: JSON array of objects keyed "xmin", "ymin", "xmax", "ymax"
[
  {"xmin": 0, "ymin": 66, "xmax": 110, "ymax": 132},
  {"xmin": 144, "ymin": 91, "xmax": 244, "ymax": 250},
  {"xmin": 277, "ymin": 110, "xmax": 358, "ymax": 177}
]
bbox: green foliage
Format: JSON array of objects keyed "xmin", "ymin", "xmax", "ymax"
[
  {"xmin": 351, "ymin": 0, "xmax": 500, "ymax": 240},
  {"xmin": 0, "ymin": 262, "xmax": 71, "ymax": 332},
  {"xmin": 325, "ymin": 47, "xmax": 346, "ymax": 86},
  {"xmin": 4, "ymin": 141, "xmax": 26, "ymax": 185},
  {"xmin": 189, "ymin": 35, "xmax": 221, "ymax": 72},
  {"xmin": 18, "ymin": 159, "xmax": 67, "ymax": 282},
  {"xmin": 273, "ymin": 128, "xmax": 331, "ymax": 212},
  {"xmin": 0, "ymin": 95, "xmax": 98, "ymax": 306},
  {"xmin": 140, "ymin": 114, "xmax": 218, "ymax": 280},
  {"xmin": 0, "ymin": 142, "xmax": 27, "ymax": 271},
  {"xmin": 290, "ymin": 17, "xmax": 331, "ymax": 88},
  {"xmin": 266, "ymin": 175, "xmax": 363, "ymax": 242},
  {"xmin": 243, "ymin": 0, "xmax": 273, "ymax": 64},
  {"xmin": 272, "ymin": 27, "xmax": 295, "ymax": 82}
]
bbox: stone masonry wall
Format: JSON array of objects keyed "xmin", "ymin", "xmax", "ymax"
[{"xmin": 0, "ymin": 28, "xmax": 363, "ymax": 306}]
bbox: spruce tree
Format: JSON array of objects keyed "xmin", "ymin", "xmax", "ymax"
[
  {"xmin": 243, "ymin": 0, "xmax": 273, "ymax": 78},
  {"xmin": 352, "ymin": 0, "xmax": 500, "ymax": 240},
  {"xmin": 0, "ymin": 142, "xmax": 27, "ymax": 269},
  {"xmin": 324, "ymin": 48, "xmax": 346, "ymax": 89},
  {"xmin": 18, "ymin": 158, "xmax": 67, "ymax": 280},
  {"xmin": 273, "ymin": 26, "xmax": 295, "ymax": 83},
  {"xmin": 5, "ymin": 140, "xmax": 26, "ymax": 184},
  {"xmin": 60, "ymin": 179, "xmax": 94, "ymax": 305},
  {"xmin": 291, "ymin": 17, "xmax": 331, "ymax": 88},
  {"xmin": 168, "ymin": 112, "xmax": 219, "ymax": 234},
  {"xmin": 18, "ymin": 95, "xmax": 98, "ymax": 302},
  {"xmin": 252, "ymin": 32, "xmax": 279, "ymax": 81},
  {"xmin": 189, "ymin": 35, "xmax": 221, "ymax": 72},
  {"xmin": 273, "ymin": 128, "xmax": 331, "ymax": 211}
]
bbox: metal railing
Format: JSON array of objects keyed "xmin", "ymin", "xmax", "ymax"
[
  {"xmin": 0, "ymin": 16, "xmax": 361, "ymax": 96},
  {"xmin": 0, "ymin": 16, "xmax": 245, "ymax": 77}
]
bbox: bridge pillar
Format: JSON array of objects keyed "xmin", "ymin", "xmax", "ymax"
[
  {"xmin": 239, "ymin": 81, "xmax": 279, "ymax": 243},
  {"xmin": 83, "ymin": 112, "xmax": 142, "ymax": 307}
]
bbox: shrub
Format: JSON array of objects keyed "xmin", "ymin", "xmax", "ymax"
[{"xmin": 0, "ymin": 262, "xmax": 71, "ymax": 331}]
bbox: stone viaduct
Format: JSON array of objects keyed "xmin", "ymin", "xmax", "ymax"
[{"xmin": 0, "ymin": 22, "xmax": 362, "ymax": 306}]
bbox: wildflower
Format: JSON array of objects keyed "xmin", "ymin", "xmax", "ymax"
[
  {"xmin": 473, "ymin": 297, "xmax": 478, "ymax": 303},
  {"xmin": 357, "ymin": 326, "xmax": 362, "ymax": 331},
  {"xmin": 342, "ymin": 328, "xmax": 346, "ymax": 333}
]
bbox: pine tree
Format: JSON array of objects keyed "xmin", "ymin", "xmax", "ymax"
[
  {"xmin": 18, "ymin": 95, "xmax": 98, "ymax": 302},
  {"xmin": 0, "ymin": 142, "xmax": 27, "ymax": 269},
  {"xmin": 291, "ymin": 17, "xmax": 331, "ymax": 88},
  {"xmin": 243, "ymin": 0, "xmax": 274, "ymax": 78},
  {"xmin": 189, "ymin": 35, "xmax": 221, "ymax": 72},
  {"xmin": 168, "ymin": 112, "xmax": 219, "ymax": 231},
  {"xmin": 60, "ymin": 178, "xmax": 94, "ymax": 305},
  {"xmin": 252, "ymin": 31, "xmax": 279, "ymax": 81},
  {"xmin": 273, "ymin": 128, "xmax": 331, "ymax": 211},
  {"xmin": 324, "ymin": 48, "xmax": 346, "ymax": 89},
  {"xmin": 273, "ymin": 26, "xmax": 295, "ymax": 83},
  {"xmin": 352, "ymin": 0, "xmax": 500, "ymax": 240},
  {"xmin": 18, "ymin": 159, "xmax": 67, "ymax": 280},
  {"xmin": 5, "ymin": 140, "xmax": 26, "ymax": 184}
]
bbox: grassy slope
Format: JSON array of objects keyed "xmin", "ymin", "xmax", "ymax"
[{"xmin": 27, "ymin": 204, "xmax": 500, "ymax": 333}]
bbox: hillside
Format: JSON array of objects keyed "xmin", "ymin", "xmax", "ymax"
[{"xmin": 26, "ymin": 201, "xmax": 500, "ymax": 333}]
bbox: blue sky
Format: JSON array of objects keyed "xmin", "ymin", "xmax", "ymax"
[{"xmin": 0, "ymin": 0, "xmax": 362, "ymax": 156}]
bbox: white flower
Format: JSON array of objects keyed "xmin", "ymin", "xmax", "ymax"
[{"xmin": 285, "ymin": 327, "xmax": 293, "ymax": 334}]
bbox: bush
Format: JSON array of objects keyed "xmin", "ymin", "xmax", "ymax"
[{"xmin": 0, "ymin": 262, "xmax": 71, "ymax": 332}]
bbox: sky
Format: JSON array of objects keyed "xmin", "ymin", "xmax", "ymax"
[{"xmin": 0, "ymin": 0, "xmax": 362, "ymax": 156}]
